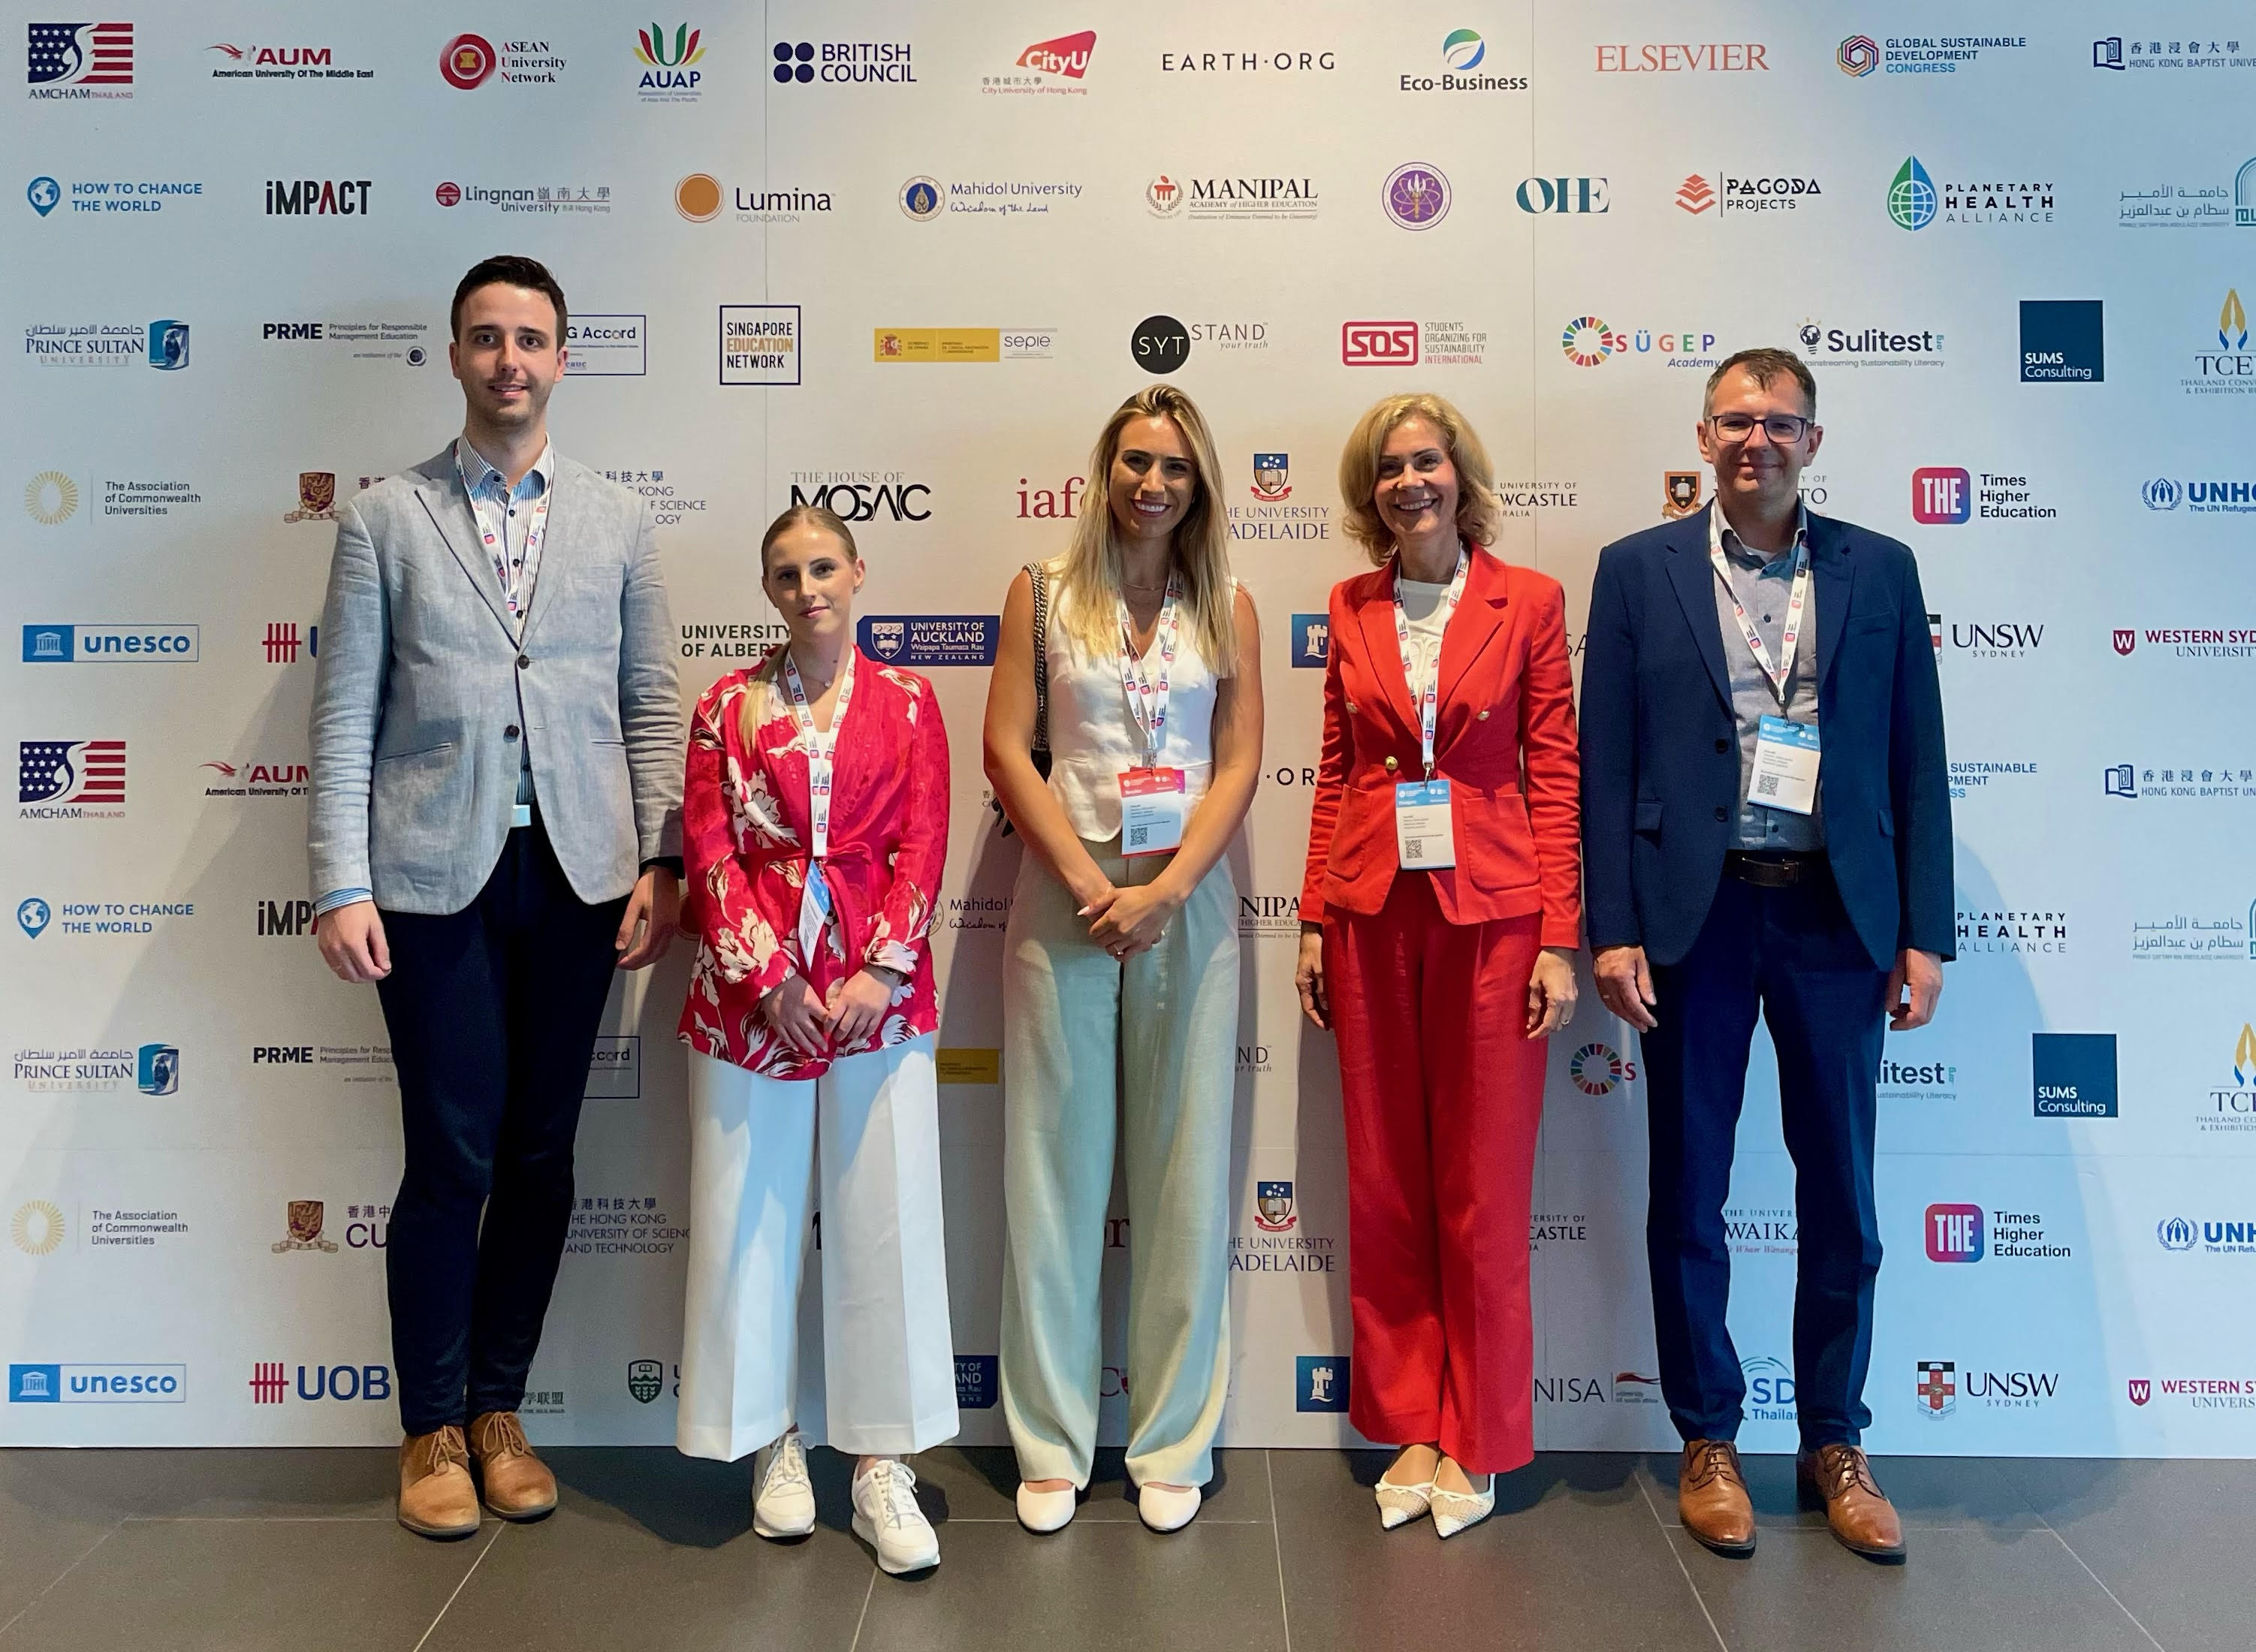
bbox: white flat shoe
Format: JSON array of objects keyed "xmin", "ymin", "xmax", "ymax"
[
  {"xmin": 852, "ymin": 1459, "xmax": 939, "ymax": 1574},
  {"xmin": 1431, "ymin": 1479, "xmax": 1496, "ymax": 1539},
  {"xmin": 1015, "ymin": 1482, "xmax": 1078, "ymax": 1533},
  {"xmin": 1137, "ymin": 1482, "xmax": 1202, "ymax": 1533},
  {"xmin": 751, "ymin": 1430, "xmax": 816, "ymax": 1539},
  {"xmin": 1376, "ymin": 1473, "xmax": 1436, "ymax": 1530}
]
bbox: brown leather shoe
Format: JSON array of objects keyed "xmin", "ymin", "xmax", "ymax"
[
  {"xmin": 468, "ymin": 1410, "xmax": 557, "ymax": 1521},
  {"xmin": 1798, "ymin": 1443, "xmax": 1906, "ymax": 1562},
  {"xmin": 1677, "ymin": 1439, "xmax": 1755, "ymax": 1555},
  {"xmin": 397, "ymin": 1426, "xmax": 480, "ymax": 1539}
]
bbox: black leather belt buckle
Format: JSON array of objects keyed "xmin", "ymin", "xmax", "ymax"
[{"xmin": 1725, "ymin": 852, "xmax": 1815, "ymax": 888}]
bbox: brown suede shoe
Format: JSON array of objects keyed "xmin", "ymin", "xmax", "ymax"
[
  {"xmin": 1798, "ymin": 1443, "xmax": 1906, "ymax": 1562},
  {"xmin": 1677, "ymin": 1439, "xmax": 1756, "ymax": 1555},
  {"xmin": 468, "ymin": 1410, "xmax": 557, "ymax": 1521},
  {"xmin": 397, "ymin": 1426, "xmax": 480, "ymax": 1539}
]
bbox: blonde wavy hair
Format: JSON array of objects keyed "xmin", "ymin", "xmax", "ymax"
[
  {"xmin": 1049, "ymin": 385, "xmax": 1238, "ymax": 673},
  {"xmin": 741, "ymin": 502, "xmax": 860, "ymax": 745},
  {"xmin": 1336, "ymin": 392, "xmax": 1501, "ymax": 565}
]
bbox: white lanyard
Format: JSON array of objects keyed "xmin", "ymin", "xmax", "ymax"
[
  {"xmin": 456, "ymin": 442, "xmax": 549, "ymax": 632},
  {"xmin": 1393, "ymin": 545, "xmax": 1469, "ymax": 777},
  {"xmin": 1709, "ymin": 528, "xmax": 1811, "ymax": 704},
  {"xmin": 781, "ymin": 647, "xmax": 857, "ymax": 861},
  {"xmin": 1116, "ymin": 575, "xmax": 1181, "ymax": 766}
]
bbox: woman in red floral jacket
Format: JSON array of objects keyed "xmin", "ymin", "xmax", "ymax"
[{"xmin": 673, "ymin": 504, "xmax": 956, "ymax": 1577}]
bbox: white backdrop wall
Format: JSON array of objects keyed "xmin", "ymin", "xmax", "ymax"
[{"xmin": 5, "ymin": 1, "xmax": 2255, "ymax": 1455}]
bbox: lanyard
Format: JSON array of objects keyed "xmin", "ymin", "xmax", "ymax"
[
  {"xmin": 780, "ymin": 647, "xmax": 857, "ymax": 861},
  {"xmin": 1116, "ymin": 574, "xmax": 1181, "ymax": 766},
  {"xmin": 456, "ymin": 442, "xmax": 549, "ymax": 632},
  {"xmin": 1393, "ymin": 545, "xmax": 1469, "ymax": 777},
  {"xmin": 1709, "ymin": 530, "xmax": 1811, "ymax": 704}
]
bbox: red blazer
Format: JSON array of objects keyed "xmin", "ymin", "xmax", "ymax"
[{"xmin": 1300, "ymin": 545, "xmax": 1582, "ymax": 942}]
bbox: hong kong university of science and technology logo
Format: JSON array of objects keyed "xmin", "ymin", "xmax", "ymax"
[{"xmin": 1254, "ymin": 1180, "xmax": 1296, "ymax": 1231}]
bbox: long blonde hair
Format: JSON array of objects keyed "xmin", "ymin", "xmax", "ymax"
[
  {"xmin": 1050, "ymin": 385, "xmax": 1238, "ymax": 672},
  {"xmin": 740, "ymin": 503, "xmax": 860, "ymax": 746},
  {"xmin": 1336, "ymin": 392, "xmax": 1502, "ymax": 565}
]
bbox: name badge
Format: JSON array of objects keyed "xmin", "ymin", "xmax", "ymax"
[
  {"xmin": 797, "ymin": 865, "xmax": 835, "ymax": 968},
  {"xmin": 1395, "ymin": 778, "xmax": 1456, "ymax": 869},
  {"xmin": 1751, "ymin": 715, "xmax": 1820, "ymax": 815},
  {"xmin": 1120, "ymin": 767, "xmax": 1186, "ymax": 857}
]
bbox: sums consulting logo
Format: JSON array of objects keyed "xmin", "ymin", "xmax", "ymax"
[{"xmin": 2032, "ymin": 1031, "xmax": 2117, "ymax": 1117}]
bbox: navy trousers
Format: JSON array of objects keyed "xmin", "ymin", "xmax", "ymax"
[
  {"xmin": 1640, "ymin": 870, "xmax": 1890, "ymax": 1450},
  {"xmin": 375, "ymin": 821, "xmax": 627, "ymax": 1434}
]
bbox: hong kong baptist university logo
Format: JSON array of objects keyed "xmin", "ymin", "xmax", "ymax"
[
  {"xmin": 271, "ymin": 1199, "xmax": 338, "ymax": 1253},
  {"xmin": 1254, "ymin": 1180, "xmax": 1296, "ymax": 1232}
]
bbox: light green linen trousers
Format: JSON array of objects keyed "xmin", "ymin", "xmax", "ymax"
[{"xmin": 999, "ymin": 841, "xmax": 1240, "ymax": 1490}]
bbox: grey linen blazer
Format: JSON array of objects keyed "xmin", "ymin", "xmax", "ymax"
[{"xmin": 307, "ymin": 445, "xmax": 683, "ymax": 915}]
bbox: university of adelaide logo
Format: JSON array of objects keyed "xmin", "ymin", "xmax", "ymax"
[{"xmin": 1254, "ymin": 1180, "xmax": 1296, "ymax": 1231}]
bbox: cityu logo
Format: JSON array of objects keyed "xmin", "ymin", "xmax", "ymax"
[{"xmin": 1018, "ymin": 31, "xmax": 1095, "ymax": 79}]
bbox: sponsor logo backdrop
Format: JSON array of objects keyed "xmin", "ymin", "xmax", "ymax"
[{"xmin": 4, "ymin": 2, "xmax": 2253, "ymax": 1455}]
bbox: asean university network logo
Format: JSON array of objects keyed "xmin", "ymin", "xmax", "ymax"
[
  {"xmin": 1383, "ymin": 163, "xmax": 1449, "ymax": 230},
  {"xmin": 440, "ymin": 33, "xmax": 496, "ymax": 89},
  {"xmin": 1889, "ymin": 156, "xmax": 1937, "ymax": 231}
]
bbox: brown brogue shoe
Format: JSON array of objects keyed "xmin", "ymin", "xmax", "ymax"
[
  {"xmin": 397, "ymin": 1426, "xmax": 480, "ymax": 1539},
  {"xmin": 1677, "ymin": 1439, "xmax": 1756, "ymax": 1555},
  {"xmin": 1799, "ymin": 1443, "xmax": 1906, "ymax": 1562},
  {"xmin": 469, "ymin": 1410, "xmax": 557, "ymax": 1521}
]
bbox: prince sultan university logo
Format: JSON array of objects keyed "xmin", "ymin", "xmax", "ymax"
[{"xmin": 271, "ymin": 1200, "xmax": 338, "ymax": 1253}]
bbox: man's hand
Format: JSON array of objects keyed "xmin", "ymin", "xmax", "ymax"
[
  {"xmin": 315, "ymin": 900, "xmax": 391, "ymax": 984},
  {"xmin": 1593, "ymin": 944, "xmax": 1657, "ymax": 1032},
  {"xmin": 1887, "ymin": 947, "xmax": 1944, "ymax": 1031},
  {"xmin": 616, "ymin": 867, "xmax": 680, "ymax": 969}
]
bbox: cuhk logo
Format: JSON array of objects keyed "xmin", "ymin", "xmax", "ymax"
[
  {"xmin": 1290, "ymin": 613, "xmax": 1329, "ymax": 668},
  {"xmin": 2157, "ymin": 1216, "xmax": 2197, "ymax": 1252},
  {"xmin": 2113, "ymin": 629, "xmax": 2136, "ymax": 656},
  {"xmin": 1912, "ymin": 466, "xmax": 1971, "ymax": 523},
  {"xmin": 1341, "ymin": 320, "xmax": 1418, "ymax": 366},
  {"xmin": 1917, "ymin": 1360, "xmax": 1957, "ymax": 1417},
  {"xmin": 2143, "ymin": 478, "xmax": 2181, "ymax": 511},
  {"xmin": 2128, "ymin": 1378, "xmax": 2151, "ymax": 1406},
  {"xmin": 626, "ymin": 1358, "xmax": 664, "ymax": 1403},
  {"xmin": 1926, "ymin": 1203, "xmax": 1984, "ymax": 1262},
  {"xmin": 1254, "ymin": 1180, "xmax": 1296, "ymax": 1232},
  {"xmin": 1296, "ymin": 1355, "xmax": 1350, "ymax": 1412}
]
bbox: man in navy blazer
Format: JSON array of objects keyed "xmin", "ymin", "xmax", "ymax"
[{"xmin": 1580, "ymin": 348, "xmax": 1950, "ymax": 1563}]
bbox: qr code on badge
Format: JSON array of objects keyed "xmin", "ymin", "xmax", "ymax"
[
  {"xmin": 1754, "ymin": 773, "xmax": 1780, "ymax": 797},
  {"xmin": 1126, "ymin": 822, "xmax": 1149, "ymax": 849},
  {"xmin": 1404, "ymin": 837, "xmax": 1426, "ymax": 858}
]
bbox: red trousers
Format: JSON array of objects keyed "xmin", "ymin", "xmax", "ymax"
[{"xmin": 1326, "ymin": 873, "xmax": 1545, "ymax": 1474}]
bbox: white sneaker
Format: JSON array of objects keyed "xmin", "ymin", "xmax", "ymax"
[
  {"xmin": 852, "ymin": 1459, "xmax": 939, "ymax": 1574},
  {"xmin": 1015, "ymin": 1482, "xmax": 1078, "ymax": 1533},
  {"xmin": 752, "ymin": 1430, "xmax": 815, "ymax": 1539},
  {"xmin": 1136, "ymin": 1482, "xmax": 1202, "ymax": 1533}
]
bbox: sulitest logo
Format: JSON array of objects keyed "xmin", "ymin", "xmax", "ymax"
[
  {"xmin": 1926, "ymin": 1202, "xmax": 1984, "ymax": 1261},
  {"xmin": 1911, "ymin": 466, "xmax": 1971, "ymax": 523}
]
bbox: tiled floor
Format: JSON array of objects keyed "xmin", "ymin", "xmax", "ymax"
[{"xmin": 0, "ymin": 1446, "xmax": 2236, "ymax": 1651}]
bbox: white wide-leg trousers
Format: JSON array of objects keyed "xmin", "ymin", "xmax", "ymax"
[{"xmin": 676, "ymin": 1036, "xmax": 958, "ymax": 1461}]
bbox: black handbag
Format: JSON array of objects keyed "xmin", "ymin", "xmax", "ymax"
[{"xmin": 993, "ymin": 562, "xmax": 1051, "ymax": 834}]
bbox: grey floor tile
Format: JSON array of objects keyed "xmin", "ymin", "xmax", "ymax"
[
  {"xmin": 852, "ymin": 1517, "xmax": 1288, "ymax": 1652},
  {"xmin": 1271, "ymin": 1450, "xmax": 1724, "ymax": 1652},
  {"xmin": 419, "ymin": 1483, "xmax": 875, "ymax": 1652},
  {"xmin": 1671, "ymin": 1526, "xmax": 2157, "ymax": 1652},
  {"xmin": 906, "ymin": 1444, "xmax": 1268, "ymax": 1524},
  {"xmin": 2002, "ymin": 1458, "xmax": 2250, "ymax": 1652},
  {"xmin": 0, "ymin": 1516, "xmax": 491, "ymax": 1652},
  {"xmin": 0, "ymin": 1452, "xmax": 134, "ymax": 1624},
  {"xmin": 1637, "ymin": 1451, "xmax": 2046, "ymax": 1530}
]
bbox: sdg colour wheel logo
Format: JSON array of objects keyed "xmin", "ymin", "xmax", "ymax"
[
  {"xmin": 1561, "ymin": 316, "xmax": 1617, "ymax": 366},
  {"xmin": 1890, "ymin": 156, "xmax": 1937, "ymax": 231},
  {"xmin": 1568, "ymin": 1042, "xmax": 1629, "ymax": 1095}
]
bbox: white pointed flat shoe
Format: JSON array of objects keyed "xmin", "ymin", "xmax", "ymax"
[
  {"xmin": 1376, "ymin": 1473, "xmax": 1437, "ymax": 1530},
  {"xmin": 1430, "ymin": 1478, "xmax": 1496, "ymax": 1539},
  {"xmin": 1136, "ymin": 1482, "xmax": 1202, "ymax": 1533},
  {"xmin": 1015, "ymin": 1482, "xmax": 1078, "ymax": 1533}
]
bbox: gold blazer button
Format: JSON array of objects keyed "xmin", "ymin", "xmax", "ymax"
[{"xmin": 1383, "ymin": 755, "xmax": 1399, "ymax": 773}]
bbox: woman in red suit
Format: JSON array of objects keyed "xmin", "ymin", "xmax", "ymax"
[{"xmin": 1295, "ymin": 393, "xmax": 1582, "ymax": 1538}]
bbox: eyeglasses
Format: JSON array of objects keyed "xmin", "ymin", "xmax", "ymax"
[{"xmin": 1709, "ymin": 412, "xmax": 1813, "ymax": 445}]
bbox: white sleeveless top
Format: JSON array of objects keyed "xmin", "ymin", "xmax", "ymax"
[{"xmin": 1045, "ymin": 571, "xmax": 1233, "ymax": 841}]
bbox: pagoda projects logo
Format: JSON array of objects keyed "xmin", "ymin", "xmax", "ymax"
[
  {"xmin": 1916, "ymin": 1358, "xmax": 2058, "ymax": 1420},
  {"xmin": 1674, "ymin": 170, "xmax": 1822, "ymax": 216},
  {"xmin": 2186, "ymin": 288, "xmax": 2253, "ymax": 397},
  {"xmin": 1232, "ymin": 1177, "xmax": 1335, "ymax": 1276},
  {"xmin": 439, "ymin": 33, "xmax": 564, "ymax": 89},
  {"xmin": 633, "ymin": 23, "xmax": 704, "ymax": 101},
  {"xmin": 2197, "ymin": 1022, "xmax": 2256, "ymax": 1137},
  {"xmin": 1229, "ymin": 451, "xmax": 1329, "ymax": 543},
  {"xmin": 2020, "ymin": 300, "xmax": 2104, "ymax": 384},
  {"xmin": 986, "ymin": 31, "xmax": 1091, "ymax": 95},
  {"xmin": 2032, "ymin": 1031, "xmax": 2116, "ymax": 1118}
]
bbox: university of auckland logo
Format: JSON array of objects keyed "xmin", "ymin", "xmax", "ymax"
[
  {"xmin": 1253, "ymin": 1180, "xmax": 1295, "ymax": 1232},
  {"xmin": 866, "ymin": 620, "xmax": 905, "ymax": 660}
]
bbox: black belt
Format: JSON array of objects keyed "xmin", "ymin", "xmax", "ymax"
[{"xmin": 1723, "ymin": 851, "xmax": 1823, "ymax": 888}]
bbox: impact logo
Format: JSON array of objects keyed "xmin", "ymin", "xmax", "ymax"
[
  {"xmin": 1295, "ymin": 1355, "xmax": 1350, "ymax": 1412},
  {"xmin": 1917, "ymin": 1359, "xmax": 1957, "ymax": 1418},
  {"xmin": 1567, "ymin": 1042, "xmax": 1638, "ymax": 1095},
  {"xmin": 1253, "ymin": 1180, "xmax": 1296, "ymax": 1232},
  {"xmin": 27, "ymin": 22, "xmax": 133, "ymax": 96}
]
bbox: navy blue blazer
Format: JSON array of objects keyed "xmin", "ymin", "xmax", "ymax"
[{"xmin": 1578, "ymin": 508, "xmax": 1953, "ymax": 970}]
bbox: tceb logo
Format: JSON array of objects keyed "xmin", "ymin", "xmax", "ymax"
[{"xmin": 247, "ymin": 1361, "xmax": 391, "ymax": 1403}]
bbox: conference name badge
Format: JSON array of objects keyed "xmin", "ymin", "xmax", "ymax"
[
  {"xmin": 1395, "ymin": 778, "xmax": 1456, "ymax": 869},
  {"xmin": 1120, "ymin": 766, "xmax": 1186, "ymax": 857},
  {"xmin": 1751, "ymin": 715, "xmax": 1820, "ymax": 815}
]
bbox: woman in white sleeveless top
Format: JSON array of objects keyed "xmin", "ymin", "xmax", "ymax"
[{"xmin": 982, "ymin": 385, "xmax": 1263, "ymax": 1534}]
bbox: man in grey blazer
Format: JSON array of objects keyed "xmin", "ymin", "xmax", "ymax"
[{"xmin": 308, "ymin": 256, "xmax": 683, "ymax": 1538}]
